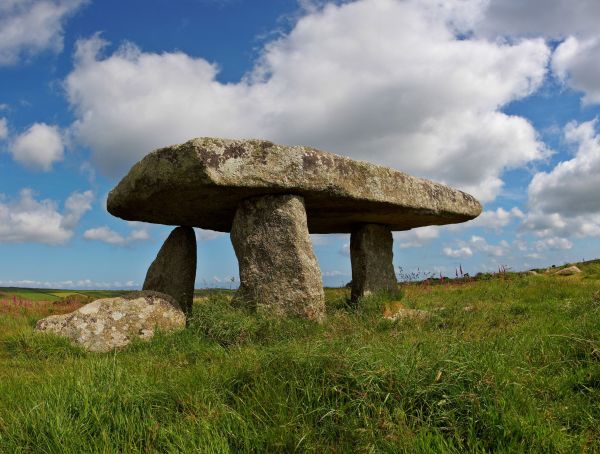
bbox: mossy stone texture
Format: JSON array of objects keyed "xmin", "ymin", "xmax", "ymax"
[
  {"xmin": 143, "ymin": 226, "xmax": 197, "ymax": 315},
  {"xmin": 107, "ymin": 137, "xmax": 482, "ymax": 233},
  {"xmin": 350, "ymin": 224, "xmax": 398, "ymax": 301},
  {"xmin": 35, "ymin": 291, "xmax": 186, "ymax": 352},
  {"xmin": 231, "ymin": 194, "xmax": 325, "ymax": 321}
]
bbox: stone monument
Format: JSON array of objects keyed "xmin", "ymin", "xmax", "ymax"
[{"xmin": 107, "ymin": 138, "xmax": 482, "ymax": 320}]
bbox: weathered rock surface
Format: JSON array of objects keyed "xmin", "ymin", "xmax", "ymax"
[
  {"xmin": 35, "ymin": 291, "xmax": 185, "ymax": 352},
  {"xmin": 107, "ymin": 137, "xmax": 482, "ymax": 234},
  {"xmin": 383, "ymin": 301, "xmax": 429, "ymax": 321},
  {"xmin": 552, "ymin": 265, "xmax": 582, "ymax": 276},
  {"xmin": 143, "ymin": 226, "xmax": 196, "ymax": 315},
  {"xmin": 350, "ymin": 224, "xmax": 397, "ymax": 301},
  {"xmin": 231, "ymin": 194, "xmax": 325, "ymax": 321}
]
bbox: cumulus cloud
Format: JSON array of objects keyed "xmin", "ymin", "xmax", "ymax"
[
  {"xmin": 0, "ymin": 188, "xmax": 92, "ymax": 244},
  {"xmin": 443, "ymin": 246, "xmax": 473, "ymax": 258},
  {"xmin": 519, "ymin": 120, "xmax": 600, "ymax": 249},
  {"xmin": 534, "ymin": 237, "xmax": 573, "ymax": 252},
  {"xmin": 338, "ymin": 242, "xmax": 350, "ymax": 257},
  {"xmin": 552, "ymin": 37, "xmax": 600, "ymax": 105},
  {"xmin": 61, "ymin": 190, "xmax": 93, "ymax": 229},
  {"xmin": 469, "ymin": 235, "xmax": 510, "ymax": 257},
  {"xmin": 0, "ymin": 0, "xmax": 87, "ymax": 65},
  {"xmin": 65, "ymin": 0, "xmax": 549, "ymax": 202},
  {"xmin": 0, "ymin": 117, "xmax": 8, "ymax": 139},
  {"xmin": 528, "ymin": 120, "xmax": 600, "ymax": 221},
  {"xmin": 10, "ymin": 123, "xmax": 64, "ymax": 171},
  {"xmin": 395, "ymin": 226, "xmax": 440, "ymax": 249},
  {"xmin": 83, "ymin": 225, "xmax": 151, "ymax": 246},
  {"xmin": 444, "ymin": 235, "xmax": 510, "ymax": 258},
  {"xmin": 0, "ymin": 278, "xmax": 138, "ymax": 290},
  {"xmin": 474, "ymin": 0, "xmax": 600, "ymax": 39},
  {"xmin": 470, "ymin": 206, "xmax": 524, "ymax": 231},
  {"xmin": 196, "ymin": 229, "xmax": 226, "ymax": 241}
]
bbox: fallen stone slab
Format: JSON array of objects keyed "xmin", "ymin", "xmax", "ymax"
[
  {"xmin": 231, "ymin": 194, "xmax": 325, "ymax": 321},
  {"xmin": 552, "ymin": 265, "xmax": 582, "ymax": 276},
  {"xmin": 383, "ymin": 301, "xmax": 430, "ymax": 321},
  {"xmin": 143, "ymin": 226, "xmax": 197, "ymax": 315},
  {"xmin": 107, "ymin": 138, "xmax": 482, "ymax": 234},
  {"xmin": 35, "ymin": 291, "xmax": 185, "ymax": 352}
]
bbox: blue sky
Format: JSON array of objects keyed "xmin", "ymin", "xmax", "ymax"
[{"xmin": 2, "ymin": 0, "xmax": 600, "ymax": 289}]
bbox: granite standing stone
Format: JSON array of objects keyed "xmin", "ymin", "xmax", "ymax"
[
  {"xmin": 350, "ymin": 224, "xmax": 397, "ymax": 301},
  {"xmin": 230, "ymin": 194, "xmax": 325, "ymax": 321},
  {"xmin": 143, "ymin": 226, "xmax": 197, "ymax": 315}
]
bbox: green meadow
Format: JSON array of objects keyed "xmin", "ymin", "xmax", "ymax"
[{"xmin": 0, "ymin": 264, "xmax": 598, "ymax": 452}]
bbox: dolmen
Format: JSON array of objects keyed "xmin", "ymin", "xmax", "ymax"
[{"xmin": 108, "ymin": 138, "xmax": 481, "ymax": 321}]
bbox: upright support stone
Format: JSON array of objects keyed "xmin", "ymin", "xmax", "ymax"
[
  {"xmin": 143, "ymin": 226, "xmax": 197, "ymax": 315},
  {"xmin": 230, "ymin": 194, "xmax": 325, "ymax": 321},
  {"xmin": 350, "ymin": 224, "xmax": 397, "ymax": 302}
]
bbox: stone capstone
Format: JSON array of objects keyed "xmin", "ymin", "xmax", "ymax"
[
  {"xmin": 143, "ymin": 226, "xmax": 197, "ymax": 315},
  {"xmin": 350, "ymin": 224, "xmax": 397, "ymax": 301},
  {"xmin": 35, "ymin": 291, "xmax": 186, "ymax": 352},
  {"xmin": 107, "ymin": 137, "xmax": 482, "ymax": 234},
  {"xmin": 230, "ymin": 194, "xmax": 325, "ymax": 321}
]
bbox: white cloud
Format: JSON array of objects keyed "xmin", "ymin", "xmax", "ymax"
[
  {"xmin": 83, "ymin": 227, "xmax": 124, "ymax": 245},
  {"xmin": 0, "ymin": 117, "xmax": 8, "ymax": 139},
  {"xmin": 444, "ymin": 235, "xmax": 510, "ymax": 258},
  {"xmin": 443, "ymin": 246, "xmax": 473, "ymax": 258},
  {"xmin": 552, "ymin": 36, "xmax": 600, "ymax": 105},
  {"xmin": 339, "ymin": 242, "xmax": 349, "ymax": 257},
  {"xmin": 534, "ymin": 237, "xmax": 573, "ymax": 251},
  {"xmin": 520, "ymin": 120, "xmax": 600, "ymax": 250},
  {"xmin": 470, "ymin": 206, "xmax": 524, "ymax": 231},
  {"xmin": 83, "ymin": 225, "xmax": 151, "ymax": 246},
  {"xmin": 128, "ymin": 228, "xmax": 150, "ymax": 241},
  {"xmin": 0, "ymin": 0, "xmax": 86, "ymax": 65},
  {"xmin": 65, "ymin": 0, "xmax": 549, "ymax": 202},
  {"xmin": 0, "ymin": 188, "xmax": 92, "ymax": 245},
  {"xmin": 0, "ymin": 278, "xmax": 138, "ymax": 289},
  {"xmin": 469, "ymin": 235, "xmax": 510, "ymax": 256},
  {"xmin": 395, "ymin": 225, "xmax": 440, "ymax": 249},
  {"xmin": 196, "ymin": 228, "xmax": 226, "ymax": 241},
  {"xmin": 473, "ymin": 0, "xmax": 600, "ymax": 39},
  {"xmin": 10, "ymin": 123, "xmax": 64, "ymax": 171},
  {"xmin": 61, "ymin": 190, "xmax": 93, "ymax": 229},
  {"xmin": 528, "ymin": 121, "xmax": 600, "ymax": 228}
]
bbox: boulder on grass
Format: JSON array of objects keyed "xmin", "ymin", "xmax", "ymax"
[
  {"xmin": 552, "ymin": 265, "xmax": 582, "ymax": 276},
  {"xmin": 35, "ymin": 291, "xmax": 185, "ymax": 352},
  {"xmin": 383, "ymin": 301, "xmax": 429, "ymax": 321}
]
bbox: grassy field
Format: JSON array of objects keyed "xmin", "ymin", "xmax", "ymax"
[
  {"xmin": 0, "ymin": 287, "xmax": 127, "ymax": 302},
  {"xmin": 0, "ymin": 264, "xmax": 598, "ymax": 452}
]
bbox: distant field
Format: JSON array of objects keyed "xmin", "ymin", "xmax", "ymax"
[
  {"xmin": 0, "ymin": 287, "xmax": 130, "ymax": 302},
  {"xmin": 0, "ymin": 263, "xmax": 598, "ymax": 452}
]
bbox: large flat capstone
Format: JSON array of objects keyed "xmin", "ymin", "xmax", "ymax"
[{"xmin": 107, "ymin": 138, "xmax": 482, "ymax": 233}]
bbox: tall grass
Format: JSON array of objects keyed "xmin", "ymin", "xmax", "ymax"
[{"xmin": 0, "ymin": 273, "xmax": 598, "ymax": 452}]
